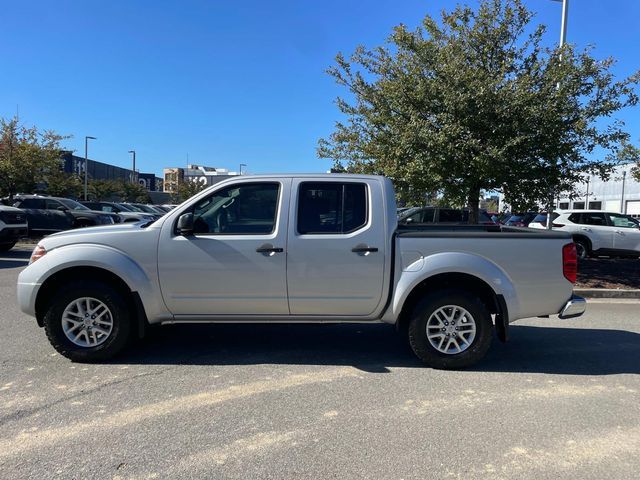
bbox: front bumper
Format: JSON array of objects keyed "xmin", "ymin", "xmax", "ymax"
[{"xmin": 558, "ymin": 294, "xmax": 587, "ymax": 319}]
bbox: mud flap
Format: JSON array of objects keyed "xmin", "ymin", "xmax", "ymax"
[{"xmin": 495, "ymin": 294, "xmax": 509, "ymax": 343}]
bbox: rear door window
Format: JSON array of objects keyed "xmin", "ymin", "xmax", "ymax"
[{"xmin": 297, "ymin": 182, "xmax": 367, "ymax": 234}]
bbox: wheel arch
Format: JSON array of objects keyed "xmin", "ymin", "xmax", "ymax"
[
  {"xmin": 396, "ymin": 271, "xmax": 504, "ymax": 329},
  {"xmin": 35, "ymin": 266, "xmax": 149, "ymax": 338}
]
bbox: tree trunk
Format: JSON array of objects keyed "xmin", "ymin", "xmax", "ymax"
[{"xmin": 467, "ymin": 185, "xmax": 481, "ymax": 224}]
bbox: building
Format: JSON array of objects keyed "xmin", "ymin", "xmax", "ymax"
[
  {"xmin": 60, "ymin": 152, "xmax": 162, "ymax": 192},
  {"xmin": 163, "ymin": 164, "xmax": 240, "ymax": 193},
  {"xmin": 556, "ymin": 163, "xmax": 640, "ymax": 218}
]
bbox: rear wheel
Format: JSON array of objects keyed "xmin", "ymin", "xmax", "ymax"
[
  {"xmin": 0, "ymin": 242, "xmax": 16, "ymax": 252},
  {"xmin": 408, "ymin": 290, "xmax": 493, "ymax": 370},
  {"xmin": 43, "ymin": 280, "xmax": 131, "ymax": 362}
]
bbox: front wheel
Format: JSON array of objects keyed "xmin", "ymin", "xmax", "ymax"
[
  {"xmin": 408, "ymin": 290, "xmax": 493, "ymax": 370},
  {"xmin": 43, "ymin": 281, "xmax": 132, "ymax": 362},
  {"xmin": 574, "ymin": 239, "xmax": 590, "ymax": 260}
]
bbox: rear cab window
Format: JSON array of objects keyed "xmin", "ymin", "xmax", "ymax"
[{"xmin": 297, "ymin": 182, "xmax": 368, "ymax": 234}]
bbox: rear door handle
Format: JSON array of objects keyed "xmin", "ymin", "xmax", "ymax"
[
  {"xmin": 256, "ymin": 245, "xmax": 284, "ymax": 254},
  {"xmin": 351, "ymin": 246, "xmax": 379, "ymax": 253}
]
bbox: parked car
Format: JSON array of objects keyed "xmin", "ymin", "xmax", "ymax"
[
  {"xmin": 13, "ymin": 196, "xmax": 119, "ymax": 235},
  {"xmin": 527, "ymin": 213, "xmax": 558, "ymax": 229},
  {"xmin": 503, "ymin": 212, "xmax": 539, "ymax": 227},
  {"xmin": 120, "ymin": 203, "xmax": 165, "ymax": 219},
  {"xmin": 17, "ymin": 174, "xmax": 584, "ymax": 368},
  {"xmin": 529, "ymin": 210, "xmax": 640, "ymax": 258},
  {"xmin": 81, "ymin": 201, "xmax": 156, "ymax": 223},
  {"xmin": 0, "ymin": 205, "xmax": 28, "ymax": 251},
  {"xmin": 398, "ymin": 206, "xmax": 495, "ymax": 225}
]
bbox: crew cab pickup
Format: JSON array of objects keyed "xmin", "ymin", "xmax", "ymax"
[{"xmin": 17, "ymin": 175, "xmax": 586, "ymax": 369}]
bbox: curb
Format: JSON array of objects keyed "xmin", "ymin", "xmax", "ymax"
[{"xmin": 574, "ymin": 288, "xmax": 640, "ymax": 299}]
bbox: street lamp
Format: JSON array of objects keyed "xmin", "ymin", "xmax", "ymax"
[
  {"xmin": 128, "ymin": 150, "xmax": 137, "ymax": 184},
  {"xmin": 239, "ymin": 163, "xmax": 247, "ymax": 175},
  {"xmin": 547, "ymin": 0, "xmax": 569, "ymax": 229},
  {"xmin": 84, "ymin": 136, "xmax": 97, "ymax": 200},
  {"xmin": 621, "ymin": 170, "xmax": 627, "ymax": 213}
]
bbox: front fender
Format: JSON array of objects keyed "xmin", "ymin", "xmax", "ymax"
[
  {"xmin": 383, "ymin": 251, "xmax": 520, "ymax": 323},
  {"xmin": 17, "ymin": 243, "xmax": 170, "ymax": 323}
]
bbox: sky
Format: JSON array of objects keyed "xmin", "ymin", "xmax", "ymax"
[{"xmin": 2, "ymin": 0, "xmax": 639, "ymax": 177}]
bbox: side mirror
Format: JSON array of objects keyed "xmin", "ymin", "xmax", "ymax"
[
  {"xmin": 177, "ymin": 213, "xmax": 194, "ymax": 235},
  {"xmin": 405, "ymin": 218, "xmax": 413, "ymax": 224},
  {"xmin": 57, "ymin": 206, "xmax": 68, "ymax": 211}
]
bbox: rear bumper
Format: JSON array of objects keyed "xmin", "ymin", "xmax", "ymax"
[
  {"xmin": 558, "ymin": 295, "xmax": 587, "ymax": 319},
  {"xmin": 0, "ymin": 226, "xmax": 28, "ymax": 243}
]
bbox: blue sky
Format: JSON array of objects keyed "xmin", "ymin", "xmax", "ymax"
[{"xmin": 2, "ymin": 0, "xmax": 639, "ymax": 177}]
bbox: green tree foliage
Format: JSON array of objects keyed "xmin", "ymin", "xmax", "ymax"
[
  {"xmin": 87, "ymin": 179, "xmax": 122, "ymax": 201},
  {"xmin": 45, "ymin": 169, "xmax": 83, "ymax": 198},
  {"xmin": 0, "ymin": 117, "xmax": 69, "ymax": 199},
  {"xmin": 174, "ymin": 178, "xmax": 207, "ymax": 203},
  {"xmin": 120, "ymin": 181, "xmax": 151, "ymax": 203},
  {"xmin": 318, "ymin": 0, "xmax": 639, "ymax": 220}
]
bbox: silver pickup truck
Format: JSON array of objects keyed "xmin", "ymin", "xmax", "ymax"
[{"xmin": 17, "ymin": 175, "xmax": 585, "ymax": 369}]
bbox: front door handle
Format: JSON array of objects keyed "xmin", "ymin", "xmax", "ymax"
[
  {"xmin": 256, "ymin": 244, "xmax": 284, "ymax": 254},
  {"xmin": 352, "ymin": 245, "xmax": 379, "ymax": 254}
]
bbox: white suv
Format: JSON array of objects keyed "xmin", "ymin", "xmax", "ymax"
[{"xmin": 530, "ymin": 210, "xmax": 640, "ymax": 259}]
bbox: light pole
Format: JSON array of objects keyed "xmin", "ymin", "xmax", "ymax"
[
  {"xmin": 239, "ymin": 163, "xmax": 247, "ymax": 175},
  {"xmin": 620, "ymin": 170, "xmax": 627, "ymax": 213},
  {"xmin": 128, "ymin": 150, "xmax": 136, "ymax": 184},
  {"xmin": 84, "ymin": 136, "xmax": 97, "ymax": 200},
  {"xmin": 547, "ymin": 0, "xmax": 569, "ymax": 229}
]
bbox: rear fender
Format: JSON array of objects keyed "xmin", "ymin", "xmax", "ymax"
[{"xmin": 383, "ymin": 251, "xmax": 520, "ymax": 323}]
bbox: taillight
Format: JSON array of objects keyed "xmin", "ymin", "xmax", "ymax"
[
  {"xmin": 30, "ymin": 244, "xmax": 47, "ymax": 264},
  {"xmin": 563, "ymin": 243, "xmax": 577, "ymax": 283}
]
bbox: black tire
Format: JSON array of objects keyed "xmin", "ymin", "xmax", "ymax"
[
  {"xmin": 407, "ymin": 289, "xmax": 493, "ymax": 370},
  {"xmin": 0, "ymin": 242, "xmax": 16, "ymax": 252},
  {"xmin": 573, "ymin": 238, "xmax": 590, "ymax": 260},
  {"xmin": 43, "ymin": 280, "xmax": 132, "ymax": 362}
]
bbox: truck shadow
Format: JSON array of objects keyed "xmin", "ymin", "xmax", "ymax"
[
  {"xmin": 118, "ymin": 323, "xmax": 640, "ymax": 376},
  {"xmin": 0, "ymin": 249, "xmax": 30, "ymax": 269}
]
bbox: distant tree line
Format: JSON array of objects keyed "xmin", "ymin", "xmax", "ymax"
[{"xmin": 0, "ymin": 117, "xmax": 150, "ymax": 202}]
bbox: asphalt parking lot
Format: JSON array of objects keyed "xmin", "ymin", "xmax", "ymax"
[{"xmin": 1, "ymin": 245, "xmax": 639, "ymax": 479}]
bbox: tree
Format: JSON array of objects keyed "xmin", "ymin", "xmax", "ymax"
[
  {"xmin": 174, "ymin": 178, "xmax": 207, "ymax": 203},
  {"xmin": 88, "ymin": 179, "xmax": 122, "ymax": 201},
  {"xmin": 45, "ymin": 168, "xmax": 83, "ymax": 198},
  {"xmin": 318, "ymin": 0, "xmax": 639, "ymax": 221},
  {"xmin": 119, "ymin": 181, "xmax": 151, "ymax": 203},
  {"xmin": 0, "ymin": 117, "xmax": 69, "ymax": 199}
]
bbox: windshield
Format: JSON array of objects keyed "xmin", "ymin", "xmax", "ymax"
[
  {"xmin": 120, "ymin": 203, "xmax": 143, "ymax": 212},
  {"xmin": 59, "ymin": 198, "xmax": 90, "ymax": 211},
  {"xmin": 114, "ymin": 203, "xmax": 135, "ymax": 212},
  {"xmin": 132, "ymin": 204, "xmax": 158, "ymax": 214}
]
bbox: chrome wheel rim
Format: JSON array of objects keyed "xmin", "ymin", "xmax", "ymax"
[
  {"xmin": 62, "ymin": 297, "xmax": 113, "ymax": 347},
  {"xmin": 426, "ymin": 305, "xmax": 476, "ymax": 355},
  {"xmin": 575, "ymin": 243, "xmax": 587, "ymax": 259}
]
